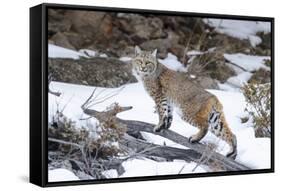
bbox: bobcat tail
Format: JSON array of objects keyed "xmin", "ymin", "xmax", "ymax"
[{"xmin": 208, "ymin": 105, "xmax": 237, "ymax": 160}]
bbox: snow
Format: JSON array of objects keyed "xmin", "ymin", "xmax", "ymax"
[
  {"xmin": 48, "ymin": 168, "xmax": 80, "ymax": 182},
  {"xmin": 158, "ymin": 53, "xmax": 187, "ymax": 72},
  {"xmin": 226, "ymin": 71, "xmax": 252, "ymax": 88},
  {"xmin": 119, "ymin": 56, "xmax": 132, "ymax": 62},
  {"xmin": 49, "ymin": 44, "xmax": 108, "ymax": 60},
  {"xmin": 48, "ymin": 44, "xmax": 87, "ymax": 59},
  {"xmin": 224, "ymin": 53, "xmax": 270, "ymax": 72},
  {"xmin": 120, "ymin": 158, "xmax": 205, "ymax": 178},
  {"xmin": 187, "ymin": 50, "xmax": 203, "ymax": 56},
  {"xmin": 102, "ymin": 169, "xmax": 119, "ymax": 179},
  {"xmin": 49, "ymin": 81, "xmax": 271, "ymax": 173},
  {"xmin": 187, "ymin": 47, "xmax": 216, "ymax": 56},
  {"xmin": 204, "ymin": 19, "xmax": 271, "ymax": 47},
  {"xmin": 100, "ymin": 53, "xmax": 108, "ymax": 58},
  {"xmin": 78, "ymin": 49, "xmax": 97, "ymax": 57},
  {"xmin": 219, "ymin": 53, "xmax": 271, "ymax": 89}
]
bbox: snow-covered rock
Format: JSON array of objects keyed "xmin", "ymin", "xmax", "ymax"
[
  {"xmin": 204, "ymin": 19, "xmax": 271, "ymax": 47},
  {"xmin": 224, "ymin": 53, "xmax": 270, "ymax": 72}
]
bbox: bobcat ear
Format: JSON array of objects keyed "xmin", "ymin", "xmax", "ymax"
[
  {"xmin": 152, "ymin": 49, "xmax": 158, "ymax": 57},
  {"xmin": 135, "ymin": 46, "xmax": 142, "ymax": 55}
]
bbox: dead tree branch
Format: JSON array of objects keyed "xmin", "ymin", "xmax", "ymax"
[
  {"xmin": 80, "ymin": 92, "xmax": 251, "ymax": 172},
  {"xmin": 121, "ymin": 134, "xmax": 202, "ymax": 164},
  {"xmin": 119, "ymin": 119, "xmax": 250, "ymax": 171},
  {"xmin": 48, "ymin": 73, "xmax": 61, "ymax": 96}
]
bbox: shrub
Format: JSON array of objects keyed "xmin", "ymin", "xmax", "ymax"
[
  {"xmin": 49, "ymin": 110, "xmax": 126, "ymax": 158},
  {"xmin": 242, "ymin": 83, "xmax": 271, "ymax": 138}
]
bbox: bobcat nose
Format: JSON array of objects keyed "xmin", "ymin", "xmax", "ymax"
[{"xmin": 140, "ymin": 67, "xmax": 147, "ymax": 72}]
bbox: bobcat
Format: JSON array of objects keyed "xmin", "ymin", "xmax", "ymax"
[{"xmin": 132, "ymin": 46, "xmax": 237, "ymax": 159}]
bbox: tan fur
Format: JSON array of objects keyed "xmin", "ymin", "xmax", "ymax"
[{"xmin": 132, "ymin": 46, "xmax": 237, "ymax": 159}]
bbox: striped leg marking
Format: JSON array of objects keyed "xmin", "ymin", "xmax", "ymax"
[
  {"xmin": 208, "ymin": 106, "xmax": 223, "ymax": 136},
  {"xmin": 154, "ymin": 98, "xmax": 173, "ymax": 132}
]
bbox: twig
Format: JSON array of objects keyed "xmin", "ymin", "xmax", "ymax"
[
  {"xmin": 48, "ymin": 137, "xmax": 93, "ymax": 176},
  {"xmin": 48, "ymin": 73, "xmax": 61, "ymax": 97},
  {"xmin": 178, "ymin": 165, "xmax": 186, "ymax": 174}
]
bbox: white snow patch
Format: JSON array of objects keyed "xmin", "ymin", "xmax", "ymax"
[
  {"xmin": 49, "ymin": 44, "xmax": 110, "ymax": 59},
  {"xmin": 187, "ymin": 50, "xmax": 203, "ymax": 56},
  {"xmin": 100, "ymin": 53, "xmax": 108, "ymax": 58},
  {"xmin": 48, "ymin": 168, "xmax": 80, "ymax": 182},
  {"xmin": 218, "ymin": 83, "xmax": 240, "ymax": 92},
  {"xmin": 204, "ymin": 19, "xmax": 271, "ymax": 47},
  {"xmin": 234, "ymin": 128, "xmax": 271, "ymax": 169},
  {"xmin": 121, "ymin": 158, "xmax": 205, "ymax": 178},
  {"xmin": 224, "ymin": 53, "xmax": 270, "ymax": 72},
  {"xmin": 226, "ymin": 72, "xmax": 253, "ymax": 88},
  {"xmin": 119, "ymin": 56, "xmax": 132, "ymax": 62},
  {"xmin": 102, "ymin": 169, "xmax": 119, "ymax": 178},
  {"xmin": 48, "ymin": 44, "xmax": 87, "ymax": 59},
  {"xmin": 158, "ymin": 53, "xmax": 187, "ymax": 72},
  {"xmin": 78, "ymin": 49, "xmax": 97, "ymax": 57},
  {"xmin": 187, "ymin": 47, "xmax": 216, "ymax": 56}
]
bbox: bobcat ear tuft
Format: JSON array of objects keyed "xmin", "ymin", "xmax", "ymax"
[
  {"xmin": 152, "ymin": 49, "xmax": 158, "ymax": 57},
  {"xmin": 135, "ymin": 46, "xmax": 141, "ymax": 55}
]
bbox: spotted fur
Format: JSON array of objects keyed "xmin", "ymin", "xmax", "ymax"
[{"xmin": 132, "ymin": 46, "xmax": 237, "ymax": 159}]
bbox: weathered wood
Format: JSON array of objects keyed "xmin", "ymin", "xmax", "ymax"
[
  {"xmin": 121, "ymin": 134, "xmax": 202, "ymax": 163},
  {"xmin": 120, "ymin": 119, "xmax": 250, "ymax": 171},
  {"xmin": 82, "ymin": 103, "xmax": 251, "ymax": 171}
]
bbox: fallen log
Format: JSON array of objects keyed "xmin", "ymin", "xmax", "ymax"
[
  {"xmin": 82, "ymin": 103, "xmax": 251, "ymax": 172},
  {"xmin": 121, "ymin": 134, "xmax": 201, "ymax": 162}
]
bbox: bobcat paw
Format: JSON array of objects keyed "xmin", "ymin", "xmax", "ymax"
[
  {"xmin": 188, "ymin": 136, "xmax": 199, "ymax": 143},
  {"xmin": 154, "ymin": 121, "xmax": 166, "ymax": 132},
  {"xmin": 164, "ymin": 116, "xmax": 173, "ymax": 129},
  {"xmin": 153, "ymin": 125, "xmax": 162, "ymax": 132}
]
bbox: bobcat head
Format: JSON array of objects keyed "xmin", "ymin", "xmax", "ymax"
[{"xmin": 132, "ymin": 46, "xmax": 158, "ymax": 77}]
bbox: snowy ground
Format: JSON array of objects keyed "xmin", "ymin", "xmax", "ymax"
[
  {"xmin": 49, "ymin": 168, "xmax": 80, "ymax": 182},
  {"xmin": 48, "ymin": 80, "xmax": 271, "ymax": 181}
]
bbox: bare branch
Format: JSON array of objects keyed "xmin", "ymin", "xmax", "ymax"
[{"xmin": 48, "ymin": 73, "xmax": 61, "ymax": 97}]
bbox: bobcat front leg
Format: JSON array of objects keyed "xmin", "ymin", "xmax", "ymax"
[{"xmin": 154, "ymin": 96, "xmax": 173, "ymax": 132}]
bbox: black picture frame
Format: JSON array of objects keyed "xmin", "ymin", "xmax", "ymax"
[{"xmin": 30, "ymin": 3, "xmax": 275, "ymax": 187}]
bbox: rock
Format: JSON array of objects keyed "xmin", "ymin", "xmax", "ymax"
[
  {"xmin": 255, "ymin": 32, "xmax": 271, "ymax": 56},
  {"xmin": 204, "ymin": 33, "xmax": 253, "ymax": 54},
  {"xmin": 118, "ymin": 14, "xmax": 166, "ymax": 40},
  {"xmin": 248, "ymin": 68, "xmax": 271, "ymax": 84},
  {"xmin": 48, "ymin": 57, "xmax": 137, "ymax": 88},
  {"xmin": 48, "ymin": 9, "xmax": 72, "ymax": 37},
  {"xmin": 50, "ymin": 32, "xmax": 76, "ymax": 50},
  {"xmin": 192, "ymin": 76, "xmax": 219, "ymax": 89},
  {"xmin": 140, "ymin": 32, "xmax": 181, "ymax": 58},
  {"xmin": 65, "ymin": 11, "xmax": 112, "ymax": 38},
  {"xmin": 188, "ymin": 52, "xmax": 236, "ymax": 83},
  {"xmin": 203, "ymin": 60, "xmax": 236, "ymax": 83}
]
